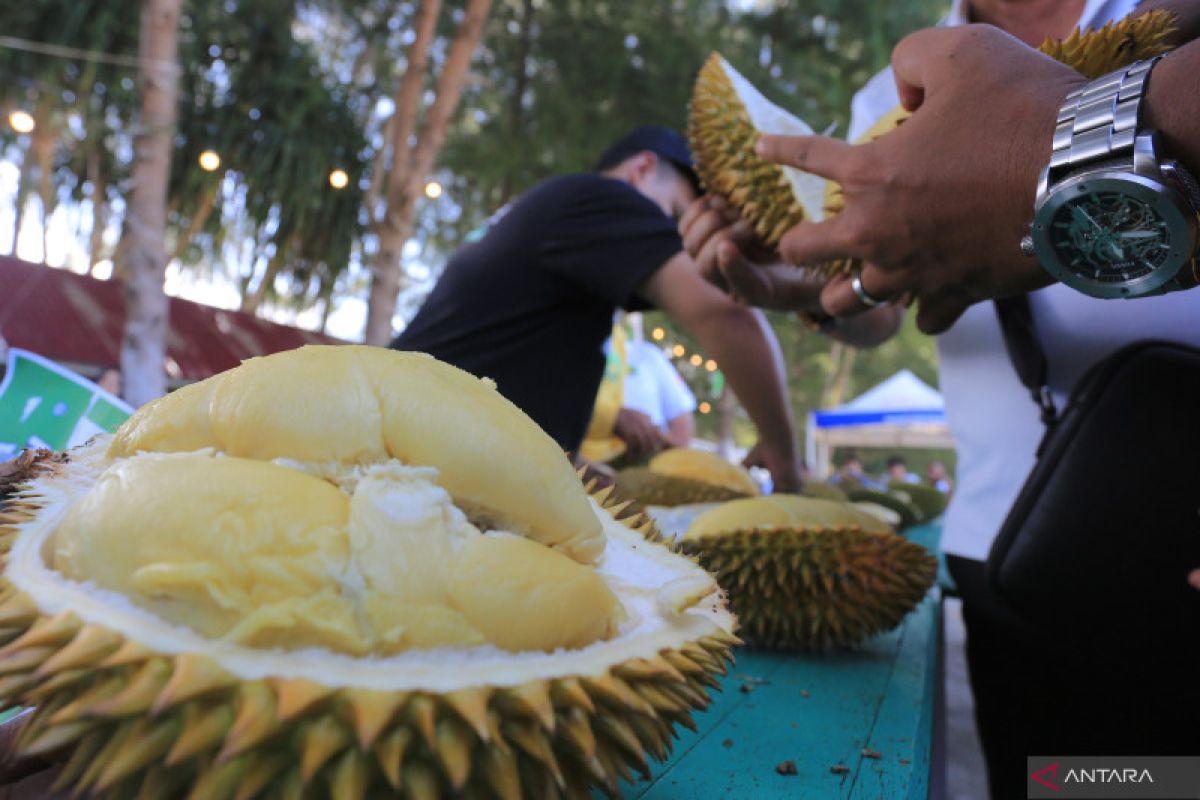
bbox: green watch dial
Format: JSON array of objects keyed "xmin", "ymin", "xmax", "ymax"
[{"xmin": 1049, "ymin": 191, "xmax": 1172, "ymax": 283}]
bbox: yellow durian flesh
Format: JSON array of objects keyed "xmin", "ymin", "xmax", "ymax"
[
  {"xmin": 683, "ymin": 493, "xmax": 891, "ymax": 542},
  {"xmin": 109, "ymin": 345, "xmax": 603, "ymax": 564},
  {"xmin": 649, "ymin": 447, "xmax": 760, "ymax": 496},
  {"xmin": 51, "ymin": 452, "xmax": 621, "ymax": 656}
]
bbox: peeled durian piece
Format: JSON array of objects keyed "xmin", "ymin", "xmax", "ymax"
[
  {"xmin": 681, "ymin": 495, "xmax": 936, "ymax": 649},
  {"xmin": 110, "ymin": 345, "xmax": 603, "ymax": 564},
  {"xmin": 616, "ymin": 447, "xmax": 759, "ymax": 508},
  {"xmin": 693, "ymin": 11, "xmax": 1177, "ymax": 275},
  {"xmin": 0, "ymin": 346, "xmax": 738, "ymax": 798}
]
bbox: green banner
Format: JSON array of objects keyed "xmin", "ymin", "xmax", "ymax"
[{"xmin": 0, "ymin": 349, "xmax": 133, "ymax": 458}]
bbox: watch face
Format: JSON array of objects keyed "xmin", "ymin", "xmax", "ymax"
[
  {"xmin": 1032, "ymin": 172, "xmax": 1196, "ymax": 298},
  {"xmin": 1048, "ymin": 191, "xmax": 1171, "ymax": 283}
]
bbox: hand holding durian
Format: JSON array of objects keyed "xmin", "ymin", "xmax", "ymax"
[{"xmin": 687, "ymin": 9, "xmax": 1185, "ymax": 332}]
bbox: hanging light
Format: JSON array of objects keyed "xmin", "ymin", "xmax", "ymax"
[
  {"xmin": 328, "ymin": 169, "xmax": 349, "ymax": 189},
  {"xmin": 424, "ymin": 181, "xmax": 443, "ymax": 199},
  {"xmin": 8, "ymin": 110, "xmax": 35, "ymax": 134},
  {"xmin": 705, "ymin": 359, "xmax": 718, "ymax": 372},
  {"xmin": 689, "ymin": 354, "xmax": 703, "ymax": 367},
  {"xmin": 198, "ymin": 150, "xmax": 221, "ymax": 172},
  {"xmin": 651, "ymin": 327, "xmax": 665, "ymax": 341},
  {"xmin": 699, "ymin": 402, "xmax": 712, "ymax": 414},
  {"xmin": 672, "ymin": 344, "xmax": 686, "ymax": 358}
]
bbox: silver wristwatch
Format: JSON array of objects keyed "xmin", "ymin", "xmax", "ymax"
[{"xmin": 1022, "ymin": 56, "xmax": 1200, "ymax": 299}]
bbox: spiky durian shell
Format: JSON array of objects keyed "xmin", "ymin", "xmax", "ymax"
[
  {"xmin": 696, "ymin": 11, "xmax": 1177, "ymax": 278},
  {"xmin": 614, "ymin": 467, "xmax": 752, "ymax": 510},
  {"xmin": 845, "ymin": 488, "xmax": 921, "ymax": 530},
  {"xmin": 887, "ymin": 481, "xmax": 949, "ymax": 520},
  {"xmin": 679, "ymin": 524, "xmax": 936, "ymax": 650},
  {"xmin": 798, "ymin": 482, "xmax": 849, "ymax": 503},
  {"xmin": 688, "ymin": 54, "xmax": 806, "ymax": 248},
  {"xmin": 0, "ymin": 462, "xmax": 738, "ymax": 800}
]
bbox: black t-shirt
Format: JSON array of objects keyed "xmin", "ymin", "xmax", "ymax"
[{"xmin": 392, "ymin": 174, "xmax": 682, "ymax": 452}]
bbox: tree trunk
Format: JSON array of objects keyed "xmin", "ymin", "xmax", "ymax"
[
  {"xmin": 87, "ymin": 143, "xmax": 108, "ymax": 271},
  {"xmin": 120, "ymin": 0, "xmax": 182, "ymax": 407},
  {"xmin": 10, "ymin": 145, "xmax": 32, "ymax": 257},
  {"xmin": 363, "ymin": 0, "xmax": 494, "ymax": 346},
  {"xmin": 499, "ymin": 0, "xmax": 535, "ymax": 203},
  {"xmin": 716, "ymin": 385, "xmax": 735, "ymax": 460},
  {"xmin": 821, "ymin": 341, "xmax": 857, "ymax": 408},
  {"xmin": 169, "ymin": 184, "xmax": 218, "ymax": 264},
  {"xmin": 241, "ymin": 236, "xmax": 291, "ymax": 315},
  {"xmin": 31, "ymin": 121, "xmax": 57, "ymax": 265}
]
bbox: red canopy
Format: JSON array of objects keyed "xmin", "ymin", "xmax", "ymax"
[{"xmin": 0, "ymin": 256, "xmax": 345, "ymax": 384}]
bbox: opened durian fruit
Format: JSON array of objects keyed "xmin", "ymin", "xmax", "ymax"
[
  {"xmin": 678, "ymin": 495, "xmax": 936, "ymax": 650},
  {"xmin": 0, "ymin": 345, "xmax": 739, "ymax": 799},
  {"xmin": 614, "ymin": 448, "xmax": 758, "ymax": 509},
  {"xmin": 688, "ymin": 11, "xmax": 1178, "ymax": 273}
]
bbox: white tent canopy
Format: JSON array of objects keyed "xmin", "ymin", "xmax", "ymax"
[{"xmin": 805, "ymin": 369, "xmax": 954, "ymax": 479}]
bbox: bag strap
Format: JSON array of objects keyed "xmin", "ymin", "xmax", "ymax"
[{"xmin": 993, "ymin": 295, "xmax": 1058, "ymax": 425}]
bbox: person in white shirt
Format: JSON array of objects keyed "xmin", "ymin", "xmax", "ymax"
[
  {"xmin": 681, "ymin": 1, "xmax": 1200, "ymax": 795},
  {"xmin": 621, "ymin": 337, "xmax": 697, "ymax": 450}
]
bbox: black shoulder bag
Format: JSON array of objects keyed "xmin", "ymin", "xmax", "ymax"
[{"xmin": 986, "ymin": 294, "xmax": 1200, "ymax": 666}]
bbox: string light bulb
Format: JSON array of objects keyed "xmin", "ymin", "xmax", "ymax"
[
  {"xmin": 198, "ymin": 150, "xmax": 221, "ymax": 172},
  {"xmin": 672, "ymin": 344, "xmax": 685, "ymax": 358},
  {"xmin": 328, "ymin": 169, "xmax": 349, "ymax": 189},
  {"xmin": 8, "ymin": 110, "xmax": 35, "ymax": 134},
  {"xmin": 705, "ymin": 359, "xmax": 718, "ymax": 372},
  {"xmin": 651, "ymin": 327, "xmax": 665, "ymax": 341},
  {"xmin": 689, "ymin": 354, "xmax": 703, "ymax": 367},
  {"xmin": 424, "ymin": 181, "xmax": 443, "ymax": 199},
  {"xmin": 699, "ymin": 402, "xmax": 712, "ymax": 414}
]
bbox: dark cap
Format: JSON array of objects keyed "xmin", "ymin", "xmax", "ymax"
[{"xmin": 595, "ymin": 125, "xmax": 701, "ymax": 194}]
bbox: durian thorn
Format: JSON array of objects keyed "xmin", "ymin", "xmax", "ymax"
[
  {"xmin": 342, "ymin": 687, "xmax": 407, "ymax": 749},
  {"xmin": 233, "ymin": 752, "xmax": 289, "ymax": 800},
  {"xmin": 479, "ymin": 741, "xmax": 522, "ymax": 800},
  {"xmin": 73, "ymin": 716, "xmax": 138, "ymax": 793},
  {"xmin": 36, "ymin": 624, "xmax": 123, "ymax": 677},
  {"xmin": 434, "ymin": 717, "xmax": 474, "ymax": 790},
  {"xmin": 0, "ymin": 672, "xmax": 39, "ymax": 701},
  {"xmin": 23, "ymin": 667, "xmax": 92, "ymax": 704},
  {"xmin": 551, "ymin": 677, "xmax": 596, "ymax": 714},
  {"xmin": 329, "ymin": 749, "xmax": 370, "ymax": 800},
  {"xmin": 615, "ymin": 654, "xmax": 685, "ymax": 683},
  {"xmin": 595, "ymin": 716, "xmax": 651, "ymax": 776},
  {"xmin": 270, "ymin": 676, "xmax": 336, "ymax": 723},
  {"xmin": 18, "ymin": 718, "xmax": 96, "ymax": 757},
  {"xmin": 217, "ymin": 680, "xmax": 279, "ymax": 763},
  {"xmin": 372, "ymin": 725, "xmax": 413, "ymax": 790},
  {"xmin": 89, "ymin": 656, "xmax": 171, "ymax": 717},
  {"xmin": 185, "ymin": 753, "xmax": 246, "ymax": 800},
  {"xmin": 0, "ymin": 592, "xmax": 37, "ymax": 628},
  {"xmin": 558, "ymin": 706, "xmax": 597, "ymax": 760},
  {"xmin": 166, "ymin": 701, "xmax": 235, "ymax": 766},
  {"xmin": 407, "ymin": 695, "xmax": 437, "ymax": 749},
  {"xmin": 500, "ymin": 720, "xmax": 565, "ymax": 788},
  {"xmin": 501, "ymin": 680, "xmax": 556, "ymax": 732},
  {"xmin": 97, "ymin": 639, "xmax": 157, "ymax": 669},
  {"xmin": 299, "ymin": 715, "xmax": 351, "ymax": 782},
  {"xmin": 152, "ymin": 652, "xmax": 237, "ymax": 714},
  {"xmin": 48, "ymin": 671, "xmax": 127, "ymax": 725},
  {"xmin": 51, "ymin": 728, "xmax": 107, "ymax": 792},
  {"xmin": 0, "ymin": 610, "xmax": 80, "ymax": 655},
  {"xmin": 583, "ymin": 674, "xmax": 656, "ymax": 718},
  {"xmin": 0, "ymin": 644, "xmax": 57, "ymax": 677},
  {"xmin": 443, "ymin": 686, "xmax": 492, "ymax": 742},
  {"xmin": 95, "ymin": 714, "xmax": 182, "ymax": 791},
  {"xmin": 401, "ymin": 760, "xmax": 443, "ymax": 800}
]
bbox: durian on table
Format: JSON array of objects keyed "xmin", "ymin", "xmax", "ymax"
[
  {"xmin": 678, "ymin": 495, "xmax": 937, "ymax": 650},
  {"xmin": 614, "ymin": 447, "xmax": 759, "ymax": 509},
  {"xmin": 0, "ymin": 345, "xmax": 740, "ymax": 800},
  {"xmin": 688, "ymin": 11, "xmax": 1178, "ymax": 275}
]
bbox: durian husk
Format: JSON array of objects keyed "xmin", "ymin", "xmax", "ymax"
[
  {"xmin": 0, "ymin": 460, "xmax": 739, "ymax": 800},
  {"xmin": 845, "ymin": 488, "xmax": 921, "ymax": 530},
  {"xmin": 678, "ymin": 496, "xmax": 936, "ymax": 649},
  {"xmin": 798, "ymin": 481, "xmax": 848, "ymax": 503},
  {"xmin": 694, "ymin": 10, "xmax": 1178, "ymax": 276},
  {"xmin": 614, "ymin": 468, "xmax": 751, "ymax": 510},
  {"xmin": 887, "ymin": 481, "xmax": 949, "ymax": 520}
]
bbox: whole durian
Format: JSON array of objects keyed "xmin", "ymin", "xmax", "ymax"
[
  {"xmin": 615, "ymin": 448, "xmax": 759, "ymax": 508},
  {"xmin": 678, "ymin": 495, "xmax": 936, "ymax": 650},
  {"xmin": 690, "ymin": 11, "xmax": 1178, "ymax": 274},
  {"xmin": 0, "ymin": 346, "xmax": 738, "ymax": 799}
]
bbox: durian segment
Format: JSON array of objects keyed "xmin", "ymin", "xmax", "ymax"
[
  {"xmin": 689, "ymin": 53, "xmax": 826, "ymax": 246},
  {"xmin": 0, "ymin": 450, "xmax": 739, "ymax": 799},
  {"xmin": 108, "ymin": 345, "xmax": 603, "ymax": 564},
  {"xmin": 683, "ymin": 494, "xmax": 891, "ymax": 541},
  {"xmin": 697, "ymin": 12, "xmax": 1177, "ymax": 275},
  {"xmin": 680, "ymin": 495, "xmax": 935, "ymax": 649}
]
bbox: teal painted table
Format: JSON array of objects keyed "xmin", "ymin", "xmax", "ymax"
[{"xmin": 610, "ymin": 521, "xmax": 943, "ymax": 800}]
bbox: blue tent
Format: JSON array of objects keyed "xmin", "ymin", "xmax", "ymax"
[{"xmin": 805, "ymin": 369, "xmax": 953, "ymax": 478}]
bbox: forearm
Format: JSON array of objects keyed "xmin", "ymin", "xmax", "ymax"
[
  {"xmin": 690, "ymin": 307, "xmax": 797, "ymax": 458},
  {"xmin": 663, "ymin": 414, "xmax": 694, "ymax": 449},
  {"xmin": 1144, "ymin": 39, "xmax": 1200, "ymax": 175}
]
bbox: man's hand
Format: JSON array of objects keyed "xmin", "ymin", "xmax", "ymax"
[
  {"xmin": 613, "ymin": 407, "xmax": 663, "ymax": 462},
  {"xmin": 755, "ymin": 25, "xmax": 1087, "ymax": 333},
  {"xmin": 1189, "ymin": 567, "xmax": 1200, "ymax": 592},
  {"xmin": 742, "ymin": 441, "xmax": 802, "ymax": 494},
  {"xmin": 680, "ymin": 196, "xmax": 828, "ymax": 311}
]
